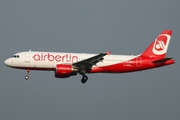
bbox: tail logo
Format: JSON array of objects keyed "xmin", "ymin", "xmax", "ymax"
[
  {"xmin": 152, "ymin": 34, "xmax": 170, "ymax": 55},
  {"xmin": 155, "ymin": 40, "xmax": 166, "ymax": 50}
]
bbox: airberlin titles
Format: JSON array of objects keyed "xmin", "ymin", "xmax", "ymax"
[{"xmin": 33, "ymin": 53, "xmax": 78, "ymax": 62}]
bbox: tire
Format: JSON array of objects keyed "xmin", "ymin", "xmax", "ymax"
[
  {"xmin": 81, "ymin": 75, "xmax": 88, "ymax": 84},
  {"xmin": 25, "ymin": 75, "xmax": 29, "ymax": 80}
]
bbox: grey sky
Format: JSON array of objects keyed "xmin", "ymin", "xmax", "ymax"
[{"xmin": 0, "ymin": 0, "xmax": 179, "ymax": 120}]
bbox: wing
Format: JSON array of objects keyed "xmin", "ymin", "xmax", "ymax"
[{"xmin": 73, "ymin": 51, "xmax": 111, "ymax": 69}]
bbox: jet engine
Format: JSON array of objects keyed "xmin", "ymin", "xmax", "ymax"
[{"xmin": 55, "ymin": 64, "xmax": 77, "ymax": 78}]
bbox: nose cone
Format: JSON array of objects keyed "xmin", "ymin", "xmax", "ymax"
[{"xmin": 4, "ymin": 59, "xmax": 11, "ymax": 66}]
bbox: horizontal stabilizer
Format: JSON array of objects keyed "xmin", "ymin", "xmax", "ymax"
[{"xmin": 152, "ymin": 58, "xmax": 172, "ymax": 64}]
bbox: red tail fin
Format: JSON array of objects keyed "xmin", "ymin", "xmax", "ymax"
[{"xmin": 141, "ymin": 30, "xmax": 172, "ymax": 59}]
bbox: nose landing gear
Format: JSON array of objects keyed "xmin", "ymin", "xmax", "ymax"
[{"xmin": 25, "ymin": 69, "xmax": 30, "ymax": 80}]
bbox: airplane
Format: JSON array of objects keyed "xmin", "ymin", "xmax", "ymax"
[{"xmin": 4, "ymin": 30, "xmax": 174, "ymax": 83}]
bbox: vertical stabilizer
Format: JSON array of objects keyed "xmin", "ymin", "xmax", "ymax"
[{"xmin": 141, "ymin": 30, "xmax": 172, "ymax": 59}]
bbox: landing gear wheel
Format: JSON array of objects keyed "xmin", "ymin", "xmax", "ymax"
[
  {"xmin": 81, "ymin": 75, "xmax": 88, "ymax": 84},
  {"xmin": 25, "ymin": 75, "xmax": 29, "ymax": 80}
]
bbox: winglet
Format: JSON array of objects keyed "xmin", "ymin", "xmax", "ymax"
[{"xmin": 106, "ymin": 51, "xmax": 111, "ymax": 55}]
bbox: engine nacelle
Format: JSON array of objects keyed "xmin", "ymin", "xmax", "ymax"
[{"xmin": 55, "ymin": 64, "xmax": 77, "ymax": 78}]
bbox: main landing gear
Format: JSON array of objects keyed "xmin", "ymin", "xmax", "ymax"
[
  {"xmin": 79, "ymin": 69, "xmax": 88, "ymax": 84},
  {"xmin": 25, "ymin": 69, "xmax": 30, "ymax": 80},
  {"xmin": 81, "ymin": 75, "xmax": 88, "ymax": 84}
]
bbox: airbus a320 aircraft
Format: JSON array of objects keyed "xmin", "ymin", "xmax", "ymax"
[{"xmin": 5, "ymin": 30, "xmax": 174, "ymax": 83}]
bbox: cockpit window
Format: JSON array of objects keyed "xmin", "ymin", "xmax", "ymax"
[{"xmin": 11, "ymin": 55, "xmax": 20, "ymax": 58}]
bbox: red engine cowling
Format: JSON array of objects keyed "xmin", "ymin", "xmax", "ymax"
[{"xmin": 55, "ymin": 64, "xmax": 77, "ymax": 78}]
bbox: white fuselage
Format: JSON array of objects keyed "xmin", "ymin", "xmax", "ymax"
[{"xmin": 5, "ymin": 51, "xmax": 137, "ymax": 70}]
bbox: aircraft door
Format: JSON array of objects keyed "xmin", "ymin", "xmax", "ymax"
[
  {"xmin": 136, "ymin": 57, "xmax": 142, "ymax": 67},
  {"xmin": 25, "ymin": 51, "xmax": 31, "ymax": 63}
]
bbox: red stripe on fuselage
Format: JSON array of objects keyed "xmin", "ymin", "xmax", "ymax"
[{"xmin": 90, "ymin": 57, "xmax": 174, "ymax": 73}]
